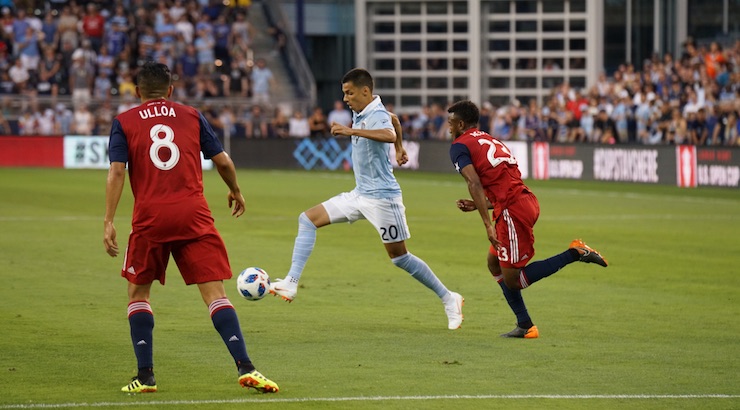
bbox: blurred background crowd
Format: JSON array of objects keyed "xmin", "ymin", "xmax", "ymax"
[
  {"xmin": 1, "ymin": 0, "xmax": 738, "ymax": 146},
  {"xmin": 395, "ymin": 40, "xmax": 740, "ymax": 146}
]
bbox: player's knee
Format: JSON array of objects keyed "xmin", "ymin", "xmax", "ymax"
[
  {"xmin": 488, "ymin": 260, "xmax": 501, "ymax": 277},
  {"xmin": 502, "ymin": 274, "xmax": 521, "ymax": 290},
  {"xmin": 298, "ymin": 212, "xmax": 317, "ymax": 229}
]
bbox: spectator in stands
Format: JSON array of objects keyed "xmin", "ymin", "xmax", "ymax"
[
  {"xmin": 73, "ymin": 38, "xmax": 97, "ymax": 68},
  {"xmin": 712, "ymin": 108, "xmax": 737, "ymax": 145},
  {"xmin": 478, "ymin": 101, "xmax": 493, "ymax": 134},
  {"xmin": 37, "ymin": 45, "xmax": 60, "ymax": 96},
  {"xmin": 288, "ymin": 109, "xmax": 310, "ymax": 138},
  {"xmin": 169, "ymin": 0, "xmax": 187, "ymax": 22},
  {"xmin": 95, "ymin": 100, "xmax": 114, "ymax": 135},
  {"xmin": 705, "ymin": 41, "xmax": 726, "ymax": 80},
  {"xmin": 94, "ymin": 70, "xmax": 112, "ymax": 101},
  {"xmin": 308, "ymin": 106, "xmax": 328, "ymax": 138},
  {"xmin": 173, "ymin": 13, "xmax": 194, "ymax": 44},
  {"xmin": 57, "ymin": 6, "xmax": 79, "ymax": 49},
  {"xmin": 17, "ymin": 25, "xmax": 41, "ymax": 72},
  {"xmin": 251, "ymin": 58, "xmax": 274, "ymax": 106},
  {"xmin": 176, "ymin": 44, "xmax": 199, "ymax": 90},
  {"xmin": 269, "ymin": 106, "xmax": 290, "ymax": 138},
  {"xmin": 82, "ymin": 4, "xmax": 105, "ymax": 52},
  {"xmin": 593, "ymin": 109, "xmax": 618, "ymax": 144},
  {"xmin": 212, "ymin": 14, "xmax": 230, "ymax": 67},
  {"xmin": 243, "ymin": 104, "xmax": 268, "ymax": 138},
  {"xmin": 492, "ymin": 108, "xmax": 512, "ymax": 140},
  {"xmin": 54, "ymin": 102, "xmax": 72, "ymax": 134},
  {"xmin": 231, "ymin": 12, "xmax": 254, "ymax": 50},
  {"xmin": 327, "ymin": 100, "xmax": 351, "ymax": 127},
  {"xmin": 428, "ymin": 103, "xmax": 448, "ymax": 139},
  {"xmin": 36, "ymin": 107, "xmax": 56, "ymax": 135},
  {"xmin": 18, "ymin": 109, "xmax": 37, "ymax": 135},
  {"xmin": 522, "ymin": 104, "xmax": 544, "ymax": 142},
  {"xmin": 40, "ymin": 13, "xmax": 58, "ymax": 48},
  {"xmin": 155, "ymin": 13, "xmax": 177, "ymax": 54},
  {"xmin": 611, "ymin": 91, "xmax": 631, "ymax": 143},
  {"xmin": 11, "ymin": 8, "xmax": 29, "ymax": 56},
  {"xmin": 219, "ymin": 105, "xmax": 237, "ymax": 138},
  {"xmin": 690, "ymin": 108, "xmax": 710, "ymax": 145},
  {"xmin": 266, "ymin": 22, "xmax": 286, "ymax": 56},
  {"xmin": 96, "ymin": 45, "xmax": 115, "ymax": 79},
  {"xmin": 72, "ymin": 103, "xmax": 94, "ymax": 135},
  {"xmin": 566, "ymin": 88, "xmax": 588, "ymax": 122},
  {"xmin": 194, "ymin": 24, "xmax": 215, "ymax": 74},
  {"xmin": 138, "ymin": 26, "xmax": 157, "ymax": 62},
  {"xmin": 117, "ymin": 72, "xmax": 135, "ymax": 98},
  {"xmin": 107, "ymin": 5, "xmax": 131, "ymax": 56},
  {"xmin": 8, "ymin": 57, "xmax": 30, "ymax": 94},
  {"xmin": 223, "ymin": 58, "xmax": 249, "ymax": 97},
  {"xmin": 411, "ymin": 105, "xmax": 430, "ymax": 139},
  {"xmin": 667, "ymin": 107, "xmax": 689, "ymax": 144},
  {"xmin": 69, "ymin": 51, "xmax": 93, "ymax": 107}
]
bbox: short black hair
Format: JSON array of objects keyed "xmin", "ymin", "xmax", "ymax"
[
  {"xmin": 342, "ymin": 68, "xmax": 374, "ymax": 91},
  {"xmin": 136, "ymin": 62, "xmax": 172, "ymax": 99},
  {"xmin": 447, "ymin": 100, "xmax": 480, "ymax": 127}
]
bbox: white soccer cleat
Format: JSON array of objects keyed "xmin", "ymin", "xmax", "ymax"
[
  {"xmin": 443, "ymin": 292, "xmax": 464, "ymax": 330},
  {"xmin": 268, "ymin": 278, "xmax": 298, "ymax": 302}
]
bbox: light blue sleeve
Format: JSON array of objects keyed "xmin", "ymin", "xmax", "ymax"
[{"xmin": 367, "ymin": 110, "xmax": 394, "ymax": 131}]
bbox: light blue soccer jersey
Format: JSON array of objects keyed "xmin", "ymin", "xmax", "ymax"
[{"xmin": 350, "ymin": 96, "xmax": 402, "ymax": 199}]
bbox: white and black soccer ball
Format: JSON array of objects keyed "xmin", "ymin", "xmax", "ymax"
[{"xmin": 236, "ymin": 267, "xmax": 270, "ymax": 301}]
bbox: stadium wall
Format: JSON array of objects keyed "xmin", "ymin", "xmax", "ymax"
[{"xmin": 0, "ymin": 136, "xmax": 737, "ymax": 188}]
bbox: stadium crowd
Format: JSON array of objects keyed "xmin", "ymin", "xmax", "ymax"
[
  {"xmin": 3, "ymin": 0, "xmax": 284, "ymax": 135},
  {"xmin": 395, "ymin": 39, "xmax": 740, "ymax": 146},
  {"xmin": 1, "ymin": 0, "xmax": 738, "ymax": 146}
]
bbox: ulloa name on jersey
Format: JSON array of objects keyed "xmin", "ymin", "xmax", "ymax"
[{"xmin": 139, "ymin": 106, "xmax": 177, "ymax": 120}]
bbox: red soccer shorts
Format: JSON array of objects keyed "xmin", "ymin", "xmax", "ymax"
[
  {"xmin": 121, "ymin": 227, "xmax": 232, "ymax": 285},
  {"xmin": 489, "ymin": 191, "xmax": 540, "ymax": 269}
]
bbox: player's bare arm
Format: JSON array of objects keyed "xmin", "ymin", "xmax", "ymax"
[
  {"xmin": 459, "ymin": 164, "xmax": 499, "ymax": 248},
  {"xmin": 389, "ymin": 113, "xmax": 408, "ymax": 166},
  {"xmin": 211, "ymin": 152, "xmax": 245, "ymax": 218},
  {"xmin": 330, "ymin": 121, "xmax": 395, "ymax": 142},
  {"xmin": 104, "ymin": 161, "xmax": 126, "ymax": 257},
  {"xmin": 456, "ymin": 198, "xmax": 493, "ymax": 212}
]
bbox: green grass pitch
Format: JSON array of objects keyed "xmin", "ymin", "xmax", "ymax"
[{"xmin": 0, "ymin": 168, "xmax": 738, "ymax": 409}]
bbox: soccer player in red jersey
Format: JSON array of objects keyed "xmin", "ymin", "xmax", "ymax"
[
  {"xmin": 103, "ymin": 62, "xmax": 278, "ymax": 393},
  {"xmin": 447, "ymin": 100, "xmax": 608, "ymax": 338}
]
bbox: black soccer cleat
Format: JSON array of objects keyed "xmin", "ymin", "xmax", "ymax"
[
  {"xmin": 570, "ymin": 239, "xmax": 608, "ymax": 267},
  {"xmin": 500, "ymin": 325, "xmax": 539, "ymax": 339}
]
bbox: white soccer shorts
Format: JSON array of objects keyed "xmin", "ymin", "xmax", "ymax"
[{"xmin": 322, "ymin": 190, "xmax": 411, "ymax": 243}]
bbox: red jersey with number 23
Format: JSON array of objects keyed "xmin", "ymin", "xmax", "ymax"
[
  {"xmin": 449, "ymin": 128, "xmax": 529, "ymax": 219},
  {"xmin": 109, "ymin": 99, "xmax": 225, "ymax": 242}
]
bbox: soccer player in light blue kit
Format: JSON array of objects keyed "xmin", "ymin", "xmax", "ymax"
[{"xmin": 270, "ymin": 68, "xmax": 464, "ymax": 329}]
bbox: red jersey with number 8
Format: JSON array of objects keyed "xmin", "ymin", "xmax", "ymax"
[
  {"xmin": 111, "ymin": 99, "xmax": 221, "ymax": 242},
  {"xmin": 450, "ymin": 128, "xmax": 529, "ymax": 219}
]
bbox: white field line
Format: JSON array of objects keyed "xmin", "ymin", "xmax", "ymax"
[{"xmin": 1, "ymin": 394, "xmax": 738, "ymax": 409}]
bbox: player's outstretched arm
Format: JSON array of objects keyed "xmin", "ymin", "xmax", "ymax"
[
  {"xmin": 211, "ymin": 152, "xmax": 245, "ymax": 217},
  {"xmin": 456, "ymin": 198, "xmax": 494, "ymax": 212},
  {"xmin": 104, "ymin": 161, "xmax": 126, "ymax": 257}
]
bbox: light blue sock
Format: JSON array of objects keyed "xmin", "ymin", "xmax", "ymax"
[
  {"xmin": 286, "ymin": 212, "xmax": 317, "ymax": 283},
  {"xmin": 392, "ymin": 252, "xmax": 449, "ymax": 298}
]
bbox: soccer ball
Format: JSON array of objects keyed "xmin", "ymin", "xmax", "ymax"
[{"xmin": 236, "ymin": 267, "xmax": 270, "ymax": 301}]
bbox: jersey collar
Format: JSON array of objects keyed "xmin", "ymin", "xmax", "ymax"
[{"xmin": 355, "ymin": 95, "xmax": 383, "ymax": 118}]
